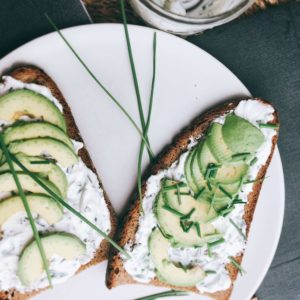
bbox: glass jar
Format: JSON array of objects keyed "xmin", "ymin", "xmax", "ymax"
[{"xmin": 129, "ymin": 0, "xmax": 255, "ymax": 35}]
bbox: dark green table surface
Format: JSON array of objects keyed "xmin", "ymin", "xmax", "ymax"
[{"xmin": 0, "ymin": 1, "xmax": 299, "ymax": 299}]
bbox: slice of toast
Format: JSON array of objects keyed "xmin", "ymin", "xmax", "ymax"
[
  {"xmin": 106, "ymin": 98, "xmax": 279, "ymax": 300},
  {"xmin": 0, "ymin": 66, "xmax": 117, "ymax": 300}
]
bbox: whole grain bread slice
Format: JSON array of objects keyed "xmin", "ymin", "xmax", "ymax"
[
  {"xmin": 106, "ymin": 98, "xmax": 279, "ymax": 300},
  {"xmin": 0, "ymin": 66, "xmax": 117, "ymax": 300}
]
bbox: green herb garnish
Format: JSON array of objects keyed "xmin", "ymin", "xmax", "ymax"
[
  {"xmin": 205, "ymin": 163, "xmax": 219, "ymax": 179},
  {"xmin": 157, "ymin": 225, "xmax": 172, "ymax": 240},
  {"xmin": 259, "ymin": 123, "xmax": 279, "ymax": 129},
  {"xmin": 133, "ymin": 290, "xmax": 189, "ymax": 300},
  {"xmin": 228, "ymin": 256, "xmax": 246, "ymax": 275},
  {"xmin": 250, "ymin": 157, "xmax": 258, "ymax": 166},
  {"xmin": 229, "ymin": 218, "xmax": 246, "ymax": 239},
  {"xmin": 176, "ymin": 184, "xmax": 182, "ymax": 205},
  {"xmin": 208, "ymin": 238, "xmax": 225, "ymax": 248},
  {"xmin": 194, "ymin": 222, "xmax": 201, "ymax": 237},
  {"xmin": 218, "ymin": 206, "xmax": 235, "ymax": 217},
  {"xmin": 205, "ymin": 270, "xmax": 217, "ymax": 275},
  {"xmin": 8, "ymin": 151, "xmax": 130, "ymax": 258},
  {"xmin": 180, "ymin": 220, "xmax": 194, "ymax": 232},
  {"xmin": 162, "ymin": 205, "xmax": 184, "ymax": 217},
  {"xmin": 195, "ymin": 187, "xmax": 205, "ymax": 200},
  {"xmin": 30, "ymin": 160, "xmax": 53, "ymax": 164},
  {"xmin": 180, "ymin": 208, "xmax": 195, "ymax": 221},
  {"xmin": 44, "ymin": 13, "xmax": 153, "ymax": 158},
  {"xmin": 163, "ymin": 182, "xmax": 187, "ymax": 191},
  {"xmin": 0, "ymin": 135, "xmax": 52, "ymax": 286},
  {"xmin": 218, "ymin": 185, "xmax": 232, "ymax": 199},
  {"xmin": 244, "ymin": 177, "xmax": 267, "ymax": 184},
  {"xmin": 120, "ymin": 0, "xmax": 152, "ymax": 160}
]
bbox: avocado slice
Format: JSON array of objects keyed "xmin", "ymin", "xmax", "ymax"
[
  {"xmin": 0, "ymin": 154, "xmax": 68, "ymax": 197},
  {"xmin": 222, "ymin": 114, "xmax": 265, "ymax": 154},
  {"xmin": 3, "ymin": 121, "xmax": 73, "ymax": 148},
  {"xmin": 198, "ymin": 141, "xmax": 218, "ymax": 175},
  {"xmin": 207, "ymin": 123, "xmax": 232, "ymax": 162},
  {"xmin": 154, "ymin": 191, "xmax": 221, "ymax": 247},
  {"xmin": 0, "ymin": 89, "xmax": 66, "ymax": 131},
  {"xmin": 8, "ymin": 138, "xmax": 78, "ymax": 168},
  {"xmin": 0, "ymin": 172, "xmax": 61, "ymax": 197},
  {"xmin": 184, "ymin": 148, "xmax": 199, "ymax": 194},
  {"xmin": 0, "ymin": 194, "xmax": 63, "ymax": 227},
  {"xmin": 149, "ymin": 229, "xmax": 205, "ymax": 287},
  {"xmin": 18, "ymin": 233, "xmax": 85, "ymax": 286}
]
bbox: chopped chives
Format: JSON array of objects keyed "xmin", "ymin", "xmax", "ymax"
[
  {"xmin": 180, "ymin": 220, "xmax": 193, "ymax": 232},
  {"xmin": 175, "ymin": 192, "xmax": 191, "ymax": 196},
  {"xmin": 259, "ymin": 123, "xmax": 279, "ymax": 129},
  {"xmin": 229, "ymin": 218, "xmax": 246, "ymax": 240},
  {"xmin": 30, "ymin": 160, "xmax": 52, "ymax": 164},
  {"xmin": 218, "ymin": 185, "xmax": 232, "ymax": 199},
  {"xmin": 176, "ymin": 184, "xmax": 181, "ymax": 205},
  {"xmin": 228, "ymin": 256, "xmax": 246, "ymax": 275},
  {"xmin": 162, "ymin": 205, "xmax": 184, "ymax": 217},
  {"xmin": 208, "ymin": 238, "xmax": 225, "ymax": 248},
  {"xmin": 163, "ymin": 182, "xmax": 187, "ymax": 191},
  {"xmin": 157, "ymin": 225, "xmax": 172, "ymax": 239},
  {"xmin": 194, "ymin": 222, "xmax": 201, "ymax": 237},
  {"xmin": 250, "ymin": 157, "xmax": 258, "ymax": 166},
  {"xmin": 219, "ymin": 206, "xmax": 235, "ymax": 217},
  {"xmin": 232, "ymin": 152, "xmax": 250, "ymax": 158},
  {"xmin": 205, "ymin": 270, "xmax": 217, "ymax": 275},
  {"xmin": 207, "ymin": 180, "xmax": 212, "ymax": 191},
  {"xmin": 195, "ymin": 187, "xmax": 205, "ymax": 200},
  {"xmin": 244, "ymin": 177, "xmax": 267, "ymax": 184},
  {"xmin": 180, "ymin": 208, "xmax": 195, "ymax": 220}
]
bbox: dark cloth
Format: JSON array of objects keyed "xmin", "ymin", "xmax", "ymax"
[{"xmin": 0, "ymin": 0, "xmax": 91, "ymax": 58}]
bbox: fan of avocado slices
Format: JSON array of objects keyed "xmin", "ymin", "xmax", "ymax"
[
  {"xmin": 0, "ymin": 89, "xmax": 89, "ymax": 287},
  {"xmin": 149, "ymin": 114, "xmax": 265, "ymax": 287}
]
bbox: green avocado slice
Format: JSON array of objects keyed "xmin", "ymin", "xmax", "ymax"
[
  {"xmin": 18, "ymin": 233, "xmax": 85, "ymax": 286},
  {"xmin": 222, "ymin": 114, "xmax": 265, "ymax": 154},
  {"xmin": 0, "ymin": 89, "xmax": 66, "ymax": 131},
  {"xmin": 149, "ymin": 229, "xmax": 205, "ymax": 287}
]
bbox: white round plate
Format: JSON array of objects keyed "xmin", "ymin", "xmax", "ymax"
[{"xmin": 0, "ymin": 24, "xmax": 284, "ymax": 300}]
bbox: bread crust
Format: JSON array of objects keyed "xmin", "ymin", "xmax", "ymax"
[
  {"xmin": 106, "ymin": 98, "xmax": 279, "ymax": 300},
  {"xmin": 0, "ymin": 66, "xmax": 117, "ymax": 300}
]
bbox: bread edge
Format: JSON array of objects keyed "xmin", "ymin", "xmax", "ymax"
[
  {"xmin": 106, "ymin": 98, "xmax": 279, "ymax": 300},
  {"xmin": 0, "ymin": 66, "xmax": 117, "ymax": 300}
]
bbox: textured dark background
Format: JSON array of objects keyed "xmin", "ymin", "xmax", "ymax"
[{"xmin": 0, "ymin": 1, "xmax": 299, "ymax": 299}]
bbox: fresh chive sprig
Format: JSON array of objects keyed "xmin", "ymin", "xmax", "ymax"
[
  {"xmin": 259, "ymin": 123, "xmax": 279, "ymax": 129},
  {"xmin": 229, "ymin": 218, "xmax": 246, "ymax": 240},
  {"xmin": 134, "ymin": 290, "xmax": 189, "ymax": 300},
  {"xmin": 228, "ymin": 256, "xmax": 246, "ymax": 275},
  {"xmin": 7, "ymin": 150, "xmax": 130, "ymax": 258},
  {"xmin": 120, "ymin": 0, "xmax": 153, "ymax": 160},
  {"xmin": 44, "ymin": 13, "xmax": 154, "ymax": 158},
  {"xmin": 0, "ymin": 135, "xmax": 52, "ymax": 286}
]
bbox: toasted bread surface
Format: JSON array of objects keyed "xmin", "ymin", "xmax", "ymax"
[
  {"xmin": 106, "ymin": 99, "xmax": 279, "ymax": 300},
  {"xmin": 0, "ymin": 66, "xmax": 117, "ymax": 300}
]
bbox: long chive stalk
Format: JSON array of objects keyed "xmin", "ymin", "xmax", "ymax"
[
  {"xmin": 229, "ymin": 218, "xmax": 246, "ymax": 240},
  {"xmin": 136, "ymin": 32, "xmax": 157, "ymax": 211},
  {"xmin": 120, "ymin": 0, "xmax": 153, "ymax": 160},
  {"xmin": 9, "ymin": 151, "xmax": 130, "ymax": 259},
  {"xmin": 134, "ymin": 290, "xmax": 189, "ymax": 300},
  {"xmin": 0, "ymin": 136, "xmax": 52, "ymax": 286},
  {"xmin": 44, "ymin": 13, "xmax": 154, "ymax": 158},
  {"xmin": 228, "ymin": 256, "xmax": 246, "ymax": 275}
]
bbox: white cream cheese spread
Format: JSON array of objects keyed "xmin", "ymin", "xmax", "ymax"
[
  {"xmin": 0, "ymin": 76, "xmax": 111, "ymax": 291},
  {"xmin": 122, "ymin": 99, "xmax": 276, "ymax": 293}
]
